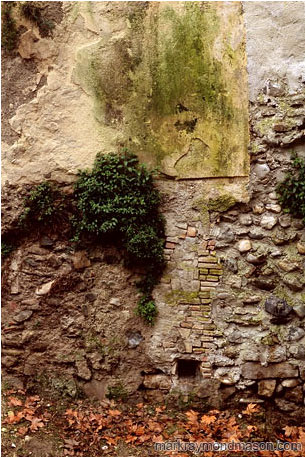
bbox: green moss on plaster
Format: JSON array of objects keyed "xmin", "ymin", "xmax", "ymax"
[
  {"xmin": 207, "ymin": 195, "xmax": 237, "ymax": 212},
  {"xmin": 165, "ymin": 290, "xmax": 199, "ymax": 307},
  {"xmin": 74, "ymin": 2, "xmax": 249, "ymax": 179},
  {"xmin": 150, "ymin": 4, "xmax": 232, "ymax": 119},
  {"xmin": 193, "ymin": 193, "xmax": 237, "ymax": 227}
]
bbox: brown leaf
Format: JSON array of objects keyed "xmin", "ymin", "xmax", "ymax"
[
  {"xmin": 64, "ymin": 439, "xmax": 80, "ymax": 449},
  {"xmin": 104, "ymin": 436, "xmax": 117, "ymax": 446},
  {"xmin": 125, "ymin": 434, "xmax": 137, "ymax": 444},
  {"xmin": 17, "ymin": 426, "xmax": 28, "ymax": 436},
  {"xmin": 147, "ymin": 420, "xmax": 162, "ymax": 433},
  {"xmin": 245, "ymin": 424, "xmax": 257, "ymax": 437},
  {"xmin": 24, "ymin": 395, "xmax": 40, "ymax": 408},
  {"xmin": 65, "ymin": 409, "xmax": 77, "ymax": 416},
  {"xmin": 8, "ymin": 396, "xmax": 23, "ymax": 407},
  {"xmin": 138, "ymin": 434, "xmax": 151, "ymax": 443},
  {"xmin": 23, "ymin": 408, "xmax": 36, "ymax": 417},
  {"xmin": 152, "ymin": 434, "xmax": 164, "ymax": 442},
  {"xmin": 5, "ymin": 410, "xmax": 24, "ymax": 424},
  {"xmin": 108, "ymin": 409, "xmax": 121, "ymax": 417},
  {"xmin": 283, "ymin": 425, "xmax": 299, "ymax": 438},
  {"xmin": 242, "ymin": 403, "xmax": 260, "ymax": 415},
  {"xmin": 186, "ymin": 410, "xmax": 198, "ymax": 424},
  {"xmin": 135, "ymin": 425, "xmax": 145, "ymax": 436},
  {"xmin": 29, "ymin": 417, "xmax": 44, "ymax": 431},
  {"xmin": 201, "ymin": 415, "xmax": 216, "ymax": 426}
]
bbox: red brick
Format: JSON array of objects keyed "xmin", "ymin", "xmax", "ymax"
[
  {"xmin": 180, "ymin": 322, "xmax": 192, "ymax": 329},
  {"xmin": 187, "ymin": 227, "xmax": 197, "ymax": 237}
]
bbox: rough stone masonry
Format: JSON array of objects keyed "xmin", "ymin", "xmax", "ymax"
[{"xmin": 1, "ymin": 1, "xmax": 305, "ymax": 419}]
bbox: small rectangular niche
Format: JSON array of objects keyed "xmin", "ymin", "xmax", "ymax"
[{"xmin": 177, "ymin": 359, "xmax": 200, "ymax": 378}]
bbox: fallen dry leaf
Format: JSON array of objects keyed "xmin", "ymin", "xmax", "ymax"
[
  {"xmin": 8, "ymin": 397, "xmax": 23, "ymax": 407},
  {"xmin": 29, "ymin": 417, "xmax": 45, "ymax": 431},
  {"xmin": 5, "ymin": 410, "xmax": 24, "ymax": 424},
  {"xmin": 242, "ymin": 403, "xmax": 260, "ymax": 415},
  {"xmin": 201, "ymin": 415, "xmax": 216, "ymax": 426},
  {"xmin": 108, "ymin": 409, "xmax": 121, "ymax": 417},
  {"xmin": 17, "ymin": 426, "xmax": 28, "ymax": 436},
  {"xmin": 186, "ymin": 410, "xmax": 198, "ymax": 424}
]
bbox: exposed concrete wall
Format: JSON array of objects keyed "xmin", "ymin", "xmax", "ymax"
[
  {"xmin": 1, "ymin": 1, "xmax": 249, "ymax": 185},
  {"xmin": 243, "ymin": 1, "xmax": 305, "ymax": 100}
]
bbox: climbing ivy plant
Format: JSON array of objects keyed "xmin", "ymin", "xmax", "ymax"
[
  {"xmin": 1, "ymin": 2, "xmax": 19, "ymax": 52},
  {"xmin": 277, "ymin": 154, "xmax": 305, "ymax": 221},
  {"xmin": 19, "ymin": 181, "xmax": 66, "ymax": 229},
  {"xmin": 73, "ymin": 151, "xmax": 165, "ymax": 324},
  {"xmin": 16, "ymin": 152, "xmax": 165, "ymax": 324}
]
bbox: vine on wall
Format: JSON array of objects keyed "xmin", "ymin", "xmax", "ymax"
[
  {"xmin": 15, "ymin": 151, "xmax": 165, "ymax": 325},
  {"xmin": 277, "ymin": 154, "xmax": 305, "ymax": 221}
]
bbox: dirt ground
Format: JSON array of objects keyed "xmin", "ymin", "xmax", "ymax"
[{"xmin": 1, "ymin": 384, "xmax": 304, "ymax": 457}]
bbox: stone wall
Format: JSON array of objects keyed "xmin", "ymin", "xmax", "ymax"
[{"xmin": 1, "ymin": 1, "xmax": 305, "ymax": 418}]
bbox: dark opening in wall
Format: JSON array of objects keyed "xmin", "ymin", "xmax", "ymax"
[{"xmin": 177, "ymin": 359, "xmax": 200, "ymax": 378}]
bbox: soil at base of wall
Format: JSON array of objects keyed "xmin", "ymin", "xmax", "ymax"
[{"xmin": 1, "ymin": 384, "xmax": 305, "ymax": 458}]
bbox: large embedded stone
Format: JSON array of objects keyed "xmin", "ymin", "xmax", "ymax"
[
  {"xmin": 258, "ymin": 379, "xmax": 276, "ymax": 397},
  {"xmin": 224, "ymin": 257, "xmax": 238, "ymax": 273},
  {"xmin": 287, "ymin": 327, "xmax": 304, "ymax": 341},
  {"xmin": 241, "ymin": 347, "xmax": 261, "ymax": 362},
  {"xmin": 293, "ymin": 304, "xmax": 305, "ymax": 319},
  {"xmin": 143, "ymin": 374, "xmax": 171, "ymax": 390},
  {"xmin": 243, "ymin": 295, "xmax": 261, "ymax": 304},
  {"xmin": 214, "ymin": 367, "xmax": 240, "ymax": 385},
  {"xmin": 260, "ymin": 214, "xmax": 278, "ymax": 230},
  {"xmin": 265, "ymin": 203, "xmax": 281, "ymax": 213},
  {"xmin": 265, "ymin": 295, "xmax": 293, "ymax": 318},
  {"xmin": 241, "ymin": 362, "xmax": 298, "ymax": 379},
  {"xmin": 272, "ymin": 230, "xmax": 297, "ymax": 245},
  {"xmin": 14, "ymin": 310, "xmax": 33, "ymax": 323},
  {"xmin": 219, "ymin": 226, "xmax": 235, "ymax": 243},
  {"xmin": 277, "ymin": 259, "xmax": 299, "ymax": 272},
  {"xmin": 296, "ymin": 241, "xmax": 305, "ymax": 254},
  {"xmin": 35, "ymin": 280, "xmax": 55, "ymax": 296},
  {"xmin": 281, "ymin": 378, "xmax": 300, "ymax": 388},
  {"xmin": 76, "ymin": 359, "xmax": 92, "ymax": 381},
  {"xmin": 252, "ymin": 204, "xmax": 265, "ymax": 214},
  {"xmin": 249, "ymin": 228, "xmax": 265, "ymax": 239},
  {"xmin": 246, "ymin": 252, "xmax": 266, "ymax": 264},
  {"xmin": 40, "ymin": 236, "xmax": 54, "ymax": 248},
  {"xmin": 279, "ymin": 215, "xmax": 291, "ymax": 228},
  {"xmin": 195, "ymin": 380, "xmax": 221, "ymax": 406},
  {"xmin": 284, "ymin": 386, "xmax": 304, "ymax": 404},
  {"xmin": 254, "ymin": 163, "xmax": 270, "ymax": 178},
  {"xmin": 267, "ymin": 346, "xmax": 286, "ymax": 363},
  {"xmin": 239, "ymin": 214, "xmax": 253, "ymax": 226},
  {"xmin": 73, "ymin": 251, "xmax": 91, "ymax": 270},
  {"xmin": 288, "ymin": 344, "xmax": 305, "ymax": 360},
  {"xmin": 275, "ymin": 399, "xmax": 297, "ymax": 412},
  {"xmin": 209, "ymin": 354, "xmax": 235, "ymax": 367},
  {"xmin": 127, "ymin": 331, "xmax": 143, "ymax": 348},
  {"xmin": 187, "ymin": 227, "xmax": 197, "ymax": 237},
  {"xmin": 283, "ymin": 274, "xmax": 304, "ymax": 292},
  {"xmin": 238, "ymin": 239, "xmax": 252, "ymax": 252}
]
